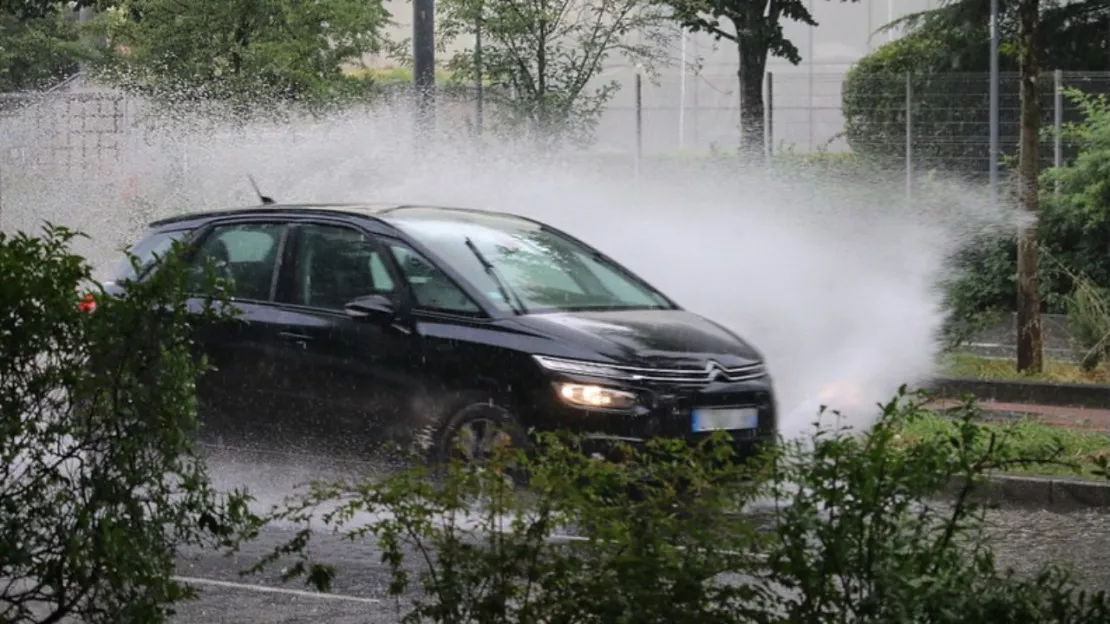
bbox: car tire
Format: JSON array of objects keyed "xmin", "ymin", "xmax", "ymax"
[{"xmin": 430, "ymin": 397, "xmax": 528, "ymax": 485}]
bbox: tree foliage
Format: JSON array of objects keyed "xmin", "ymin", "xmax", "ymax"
[
  {"xmin": 437, "ymin": 0, "xmax": 673, "ymax": 149},
  {"xmin": 660, "ymin": 0, "xmax": 858, "ymax": 154},
  {"xmin": 0, "ymin": 225, "xmax": 256, "ymax": 623},
  {"xmin": 91, "ymin": 0, "xmax": 390, "ymax": 109},
  {"xmin": 946, "ymin": 88, "xmax": 1110, "ymax": 343},
  {"xmin": 841, "ymin": 0, "xmax": 1109, "ymax": 177},
  {"xmin": 0, "ymin": 2, "xmax": 95, "ymax": 92}
]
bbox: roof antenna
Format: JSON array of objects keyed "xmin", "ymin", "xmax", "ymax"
[{"xmin": 246, "ymin": 174, "xmax": 275, "ymax": 205}]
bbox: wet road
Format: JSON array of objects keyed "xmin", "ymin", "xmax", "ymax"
[{"xmin": 170, "ymin": 447, "xmax": 1110, "ymax": 623}]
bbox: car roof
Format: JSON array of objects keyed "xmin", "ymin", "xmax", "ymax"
[{"xmin": 147, "ymin": 202, "xmax": 544, "ymax": 231}]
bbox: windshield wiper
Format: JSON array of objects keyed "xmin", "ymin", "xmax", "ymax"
[{"xmin": 464, "ymin": 237, "xmax": 528, "ymax": 315}]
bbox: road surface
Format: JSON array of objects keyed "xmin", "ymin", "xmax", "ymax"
[{"xmin": 168, "ymin": 446, "xmax": 1110, "ymax": 623}]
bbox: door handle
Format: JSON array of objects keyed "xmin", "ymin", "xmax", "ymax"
[{"xmin": 279, "ymin": 331, "xmax": 312, "ymax": 349}]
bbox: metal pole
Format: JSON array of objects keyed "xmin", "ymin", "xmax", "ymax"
[
  {"xmin": 413, "ymin": 0, "xmax": 436, "ymax": 145},
  {"xmin": 692, "ymin": 37, "xmax": 700, "ymax": 148},
  {"xmin": 475, "ymin": 0, "xmax": 483, "ymax": 139},
  {"xmin": 77, "ymin": 6, "xmax": 94, "ymax": 75},
  {"xmin": 808, "ymin": 0, "xmax": 815, "ymax": 150},
  {"xmin": 635, "ymin": 72, "xmax": 643, "ymax": 178},
  {"xmin": 989, "ymin": 0, "xmax": 1000, "ymax": 205},
  {"xmin": 765, "ymin": 71, "xmax": 774, "ymax": 165},
  {"xmin": 867, "ymin": 0, "xmax": 873, "ymax": 52},
  {"xmin": 887, "ymin": 0, "xmax": 894, "ymax": 42},
  {"xmin": 679, "ymin": 29, "xmax": 687, "ymax": 150},
  {"xmin": 1054, "ymin": 69, "xmax": 1063, "ymax": 195},
  {"xmin": 905, "ymin": 72, "xmax": 913, "ymax": 202}
]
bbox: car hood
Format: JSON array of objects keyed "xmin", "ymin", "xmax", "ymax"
[{"xmin": 511, "ymin": 309, "xmax": 763, "ymax": 369}]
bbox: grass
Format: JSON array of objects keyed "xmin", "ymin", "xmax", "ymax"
[
  {"xmin": 939, "ymin": 352, "xmax": 1110, "ymax": 385},
  {"xmin": 898, "ymin": 411, "xmax": 1110, "ymax": 479}
]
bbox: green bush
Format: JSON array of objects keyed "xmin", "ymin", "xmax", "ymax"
[
  {"xmin": 1066, "ymin": 279, "xmax": 1110, "ymax": 371},
  {"xmin": 944, "ymin": 89, "xmax": 1110, "ymax": 336},
  {"xmin": 0, "ymin": 224, "xmax": 256, "ymax": 623},
  {"xmin": 246, "ymin": 388, "xmax": 1110, "ymax": 623}
]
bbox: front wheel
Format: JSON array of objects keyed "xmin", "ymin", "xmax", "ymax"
[{"xmin": 431, "ymin": 400, "xmax": 528, "ymax": 486}]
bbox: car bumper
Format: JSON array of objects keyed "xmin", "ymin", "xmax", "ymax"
[{"xmin": 523, "ymin": 376, "xmax": 777, "ymax": 463}]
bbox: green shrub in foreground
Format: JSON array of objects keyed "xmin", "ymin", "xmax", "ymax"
[
  {"xmin": 249, "ymin": 388, "xmax": 1110, "ymax": 623},
  {"xmin": 0, "ymin": 224, "xmax": 256, "ymax": 624}
]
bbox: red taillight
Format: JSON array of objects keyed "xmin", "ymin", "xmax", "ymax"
[{"xmin": 78, "ymin": 293, "xmax": 97, "ymax": 313}]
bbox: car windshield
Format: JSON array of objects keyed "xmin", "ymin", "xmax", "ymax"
[
  {"xmin": 384, "ymin": 208, "xmax": 675, "ymax": 314},
  {"xmin": 110, "ymin": 229, "xmax": 190, "ymax": 283}
]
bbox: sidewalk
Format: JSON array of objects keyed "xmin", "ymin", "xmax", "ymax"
[{"xmin": 930, "ymin": 399, "xmax": 1110, "ymax": 434}]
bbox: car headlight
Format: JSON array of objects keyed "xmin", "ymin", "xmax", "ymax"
[
  {"xmin": 554, "ymin": 383, "xmax": 637, "ymax": 410},
  {"xmin": 533, "ymin": 355, "xmax": 632, "ymax": 379}
]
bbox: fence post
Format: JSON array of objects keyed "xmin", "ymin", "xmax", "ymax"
[
  {"xmin": 77, "ymin": 6, "xmax": 95, "ymax": 75},
  {"xmin": 765, "ymin": 71, "xmax": 774, "ymax": 167},
  {"xmin": 692, "ymin": 37, "xmax": 700, "ymax": 148},
  {"xmin": 989, "ymin": 0, "xmax": 1000, "ymax": 205},
  {"xmin": 905, "ymin": 72, "xmax": 912, "ymax": 202},
  {"xmin": 474, "ymin": 1, "xmax": 484, "ymax": 140},
  {"xmin": 635, "ymin": 71, "xmax": 643, "ymax": 179},
  {"xmin": 807, "ymin": 0, "xmax": 815, "ymax": 151},
  {"xmin": 1054, "ymin": 69, "xmax": 1063, "ymax": 196},
  {"xmin": 679, "ymin": 28, "xmax": 687, "ymax": 151}
]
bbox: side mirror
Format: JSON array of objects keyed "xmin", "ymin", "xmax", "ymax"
[{"xmin": 345, "ymin": 294, "xmax": 396, "ymax": 322}]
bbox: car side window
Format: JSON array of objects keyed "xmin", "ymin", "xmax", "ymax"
[
  {"xmin": 289, "ymin": 224, "xmax": 397, "ymax": 311},
  {"xmin": 188, "ymin": 222, "xmax": 285, "ymax": 301},
  {"xmin": 388, "ymin": 243, "xmax": 482, "ymax": 314}
]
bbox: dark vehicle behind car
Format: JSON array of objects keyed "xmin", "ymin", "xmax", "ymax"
[{"xmin": 102, "ymin": 203, "xmax": 778, "ymax": 465}]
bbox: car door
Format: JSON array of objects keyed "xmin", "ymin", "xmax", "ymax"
[
  {"xmin": 269, "ymin": 220, "xmax": 424, "ymax": 457},
  {"xmin": 185, "ymin": 219, "xmax": 292, "ymax": 448}
]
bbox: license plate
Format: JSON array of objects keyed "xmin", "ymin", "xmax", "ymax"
[{"xmin": 691, "ymin": 407, "xmax": 759, "ymax": 433}]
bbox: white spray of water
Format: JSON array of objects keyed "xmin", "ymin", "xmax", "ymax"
[{"xmin": 2, "ymin": 97, "xmax": 1019, "ymax": 514}]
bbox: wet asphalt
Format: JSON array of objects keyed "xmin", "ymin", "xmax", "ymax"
[
  {"xmin": 172, "ymin": 508, "xmax": 1110, "ymax": 624},
  {"xmin": 168, "ymin": 446, "xmax": 1110, "ymax": 623}
]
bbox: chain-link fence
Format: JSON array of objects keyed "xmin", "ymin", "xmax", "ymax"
[
  {"xmin": 7, "ymin": 69, "xmax": 1110, "ymax": 183},
  {"xmin": 0, "ymin": 90, "xmax": 130, "ymax": 175},
  {"xmin": 593, "ymin": 69, "xmax": 1110, "ymax": 184}
]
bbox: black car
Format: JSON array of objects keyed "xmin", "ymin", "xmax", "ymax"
[{"xmin": 103, "ymin": 203, "xmax": 777, "ymax": 465}]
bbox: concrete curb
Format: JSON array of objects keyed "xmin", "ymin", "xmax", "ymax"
[
  {"xmin": 948, "ymin": 473, "xmax": 1110, "ymax": 512},
  {"xmin": 929, "ymin": 376, "xmax": 1110, "ymax": 410}
]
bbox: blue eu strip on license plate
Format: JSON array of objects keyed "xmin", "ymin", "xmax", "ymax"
[{"xmin": 691, "ymin": 407, "xmax": 759, "ymax": 433}]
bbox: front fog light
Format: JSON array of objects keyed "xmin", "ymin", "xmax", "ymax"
[{"xmin": 555, "ymin": 383, "xmax": 637, "ymax": 410}]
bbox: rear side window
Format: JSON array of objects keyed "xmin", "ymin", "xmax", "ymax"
[
  {"xmin": 110, "ymin": 229, "xmax": 191, "ymax": 283},
  {"xmin": 187, "ymin": 222, "xmax": 286, "ymax": 301}
]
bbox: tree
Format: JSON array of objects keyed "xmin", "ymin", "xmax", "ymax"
[
  {"xmin": 943, "ymin": 89, "xmax": 1110, "ymax": 354},
  {"xmin": 661, "ymin": 0, "xmax": 859, "ymax": 156},
  {"xmin": 0, "ymin": 2, "xmax": 97, "ymax": 92},
  {"xmin": 437, "ymin": 0, "xmax": 672, "ymax": 149},
  {"xmin": 1016, "ymin": 0, "xmax": 1043, "ymax": 373},
  {"xmin": 92, "ymin": 0, "xmax": 390, "ymax": 108},
  {"xmin": 840, "ymin": 0, "xmax": 1108, "ymax": 178},
  {"xmin": 843, "ymin": 0, "xmax": 1110, "ymax": 358},
  {"xmin": 0, "ymin": 225, "xmax": 256, "ymax": 623}
]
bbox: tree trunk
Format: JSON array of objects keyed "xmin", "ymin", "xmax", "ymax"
[
  {"xmin": 737, "ymin": 37, "xmax": 769, "ymax": 158},
  {"xmin": 1016, "ymin": 0, "xmax": 1043, "ymax": 373}
]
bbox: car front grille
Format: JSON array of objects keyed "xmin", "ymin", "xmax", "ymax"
[{"xmin": 609, "ymin": 361, "xmax": 767, "ymax": 388}]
